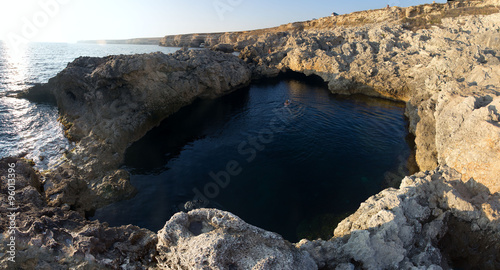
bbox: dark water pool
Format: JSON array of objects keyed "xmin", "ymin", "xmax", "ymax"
[{"xmin": 92, "ymin": 74, "xmax": 416, "ymax": 242}]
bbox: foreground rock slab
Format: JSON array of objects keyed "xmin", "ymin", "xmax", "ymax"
[
  {"xmin": 157, "ymin": 209, "xmax": 317, "ymax": 270},
  {"xmin": 4, "ymin": 159, "xmax": 499, "ymax": 269}
]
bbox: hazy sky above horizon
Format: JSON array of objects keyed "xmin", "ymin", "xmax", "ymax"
[{"xmin": 0, "ymin": 0, "xmax": 446, "ymax": 43}]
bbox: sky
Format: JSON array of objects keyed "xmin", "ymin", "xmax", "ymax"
[{"xmin": 0, "ymin": 0, "xmax": 446, "ymax": 43}]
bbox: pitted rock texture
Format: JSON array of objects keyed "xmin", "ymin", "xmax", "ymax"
[
  {"xmin": 156, "ymin": 209, "xmax": 317, "ymax": 270},
  {"xmin": 435, "ymin": 93, "xmax": 500, "ymax": 193},
  {"xmin": 0, "ymin": 158, "xmax": 157, "ymax": 269}
]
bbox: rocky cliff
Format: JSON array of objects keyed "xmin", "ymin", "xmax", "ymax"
[
  {"xmin": 160, "ymin": 0, "xmax": 499, "ymax": 49},
  {"xmin": 174, "ymin": 3, "xmax": 500, "ymax": 193},
  {"xmin": 19, "ymin": 49, "xmax": 252, "ymax": 214},
  {"xmin": 241, "ymin": 13, "xmax": 500, "ymax": 193},
  {"xmin": 7, "ymin": 0, "xmax": 500, "ymax": 269}
]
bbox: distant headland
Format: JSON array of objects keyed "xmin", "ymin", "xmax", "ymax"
[{"xmin": 77, "ymin": 37, "xmax": 162, "ymax": 45}]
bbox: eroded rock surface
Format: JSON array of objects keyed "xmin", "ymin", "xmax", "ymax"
[
  {"xmin": 0, "ymin": 157, "xmax": 157, "ymax": 269},
  {"xmin": 298, "ymin": 166, "xmax": 500, "ymax": 269},
  {"xmin": 435, "ymin": 93, "xmax": 500, "ymax": 193},
  {"xmin": 156, "ymin": 209, "xmax": 317, "ymax": 270},
  {"xmin": 20, "ymin": 49, "xmax": 252, "ymax": 213}
]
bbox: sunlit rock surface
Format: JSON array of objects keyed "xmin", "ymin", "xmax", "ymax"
[{"xmin": 156, "ymin": 209, "xmax": 317, "ymax": 270}]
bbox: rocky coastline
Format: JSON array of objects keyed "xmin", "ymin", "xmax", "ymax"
[
  {"xmin": 19, "ymin": 49, "xmax": 252, "ymax": 215},
  {"xmin": 2, "ymin": 0, "xmax": 500, "ymax": 269}
]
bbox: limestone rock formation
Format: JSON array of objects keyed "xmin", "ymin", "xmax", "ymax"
[
  {"xmin": 237, "ymin": 12, "xmax": 500, "ymax": 193},
  {"xmin": 161, "ymin": 33, "xmax": 224, "ymax": 48},
  {"xmin": 435, "ymin": 93, "xmax": 500, "ymax": 193},
  {"xmin": 160, "ymin": 0, "xmax": 500, "ymax": 49},
  {"xmin": 160, "ymin": 2, "xmax": 500, "ymax": 185},
  {"xmin": 298, "ymin": 166, "xmax": 500, "ymax": 269},
  {"xmin": 0, "ymin": 157, "xmax": 157, "ymax": 269},
  {"xmin": 20, "ymin": 49, "xmax": 252, "ymax": 213},
  {"xmin": 156, "ymin": 209, "xmax": 317, "ymax": 270}
]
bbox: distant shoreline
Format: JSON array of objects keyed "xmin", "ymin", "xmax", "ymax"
[{"xmin": 77, "ymin": 37, "xmax": 162, "ymax": 45}]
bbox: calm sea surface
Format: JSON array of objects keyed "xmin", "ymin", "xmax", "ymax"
[
  {"xmin": 92, "ymin": 74, "xmax": 415, "ymax": 242},
  {"xmin": 0, "ymin": 42, "xmax": 178, "ymax": 169}
]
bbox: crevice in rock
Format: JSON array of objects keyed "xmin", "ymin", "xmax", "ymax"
[
  {"xmin": 405, "ymin": 132, "xmax": 419, "ymax": 175},
  {"xmin": 280, "ymin": 69, "xmax": 329, "ymax": 86},
  {"xmin": 438, "ymin": 216, "xmax": 500, "ymax": 270},
  {"xmin": 85, "ymin": 209, "xmax": 96, "ymax": 220},
  {"xmin": 251, "ymin": 68, "xmax": 329, "ymax": 88}
]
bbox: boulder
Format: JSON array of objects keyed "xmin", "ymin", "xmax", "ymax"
[
  {"xmin": 211, "ymin": 43, "xmax": 235, "ymax": 53},
  {"xmin": 435, "ymin": 93, "xmax": 500, "ymax": 193},
  {"xmin": 156, "ymin": 209, "xmax": 317, "ymax": 270}
]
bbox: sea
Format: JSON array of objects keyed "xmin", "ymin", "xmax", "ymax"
[{"xmin": 0, "ymin": 42, "xmax": 179, "ymax": 170}]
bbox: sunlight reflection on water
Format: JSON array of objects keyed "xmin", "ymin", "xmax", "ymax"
[{"xmin": 0, "ymin": 41, "xmax": 180, "ymax": 169}]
